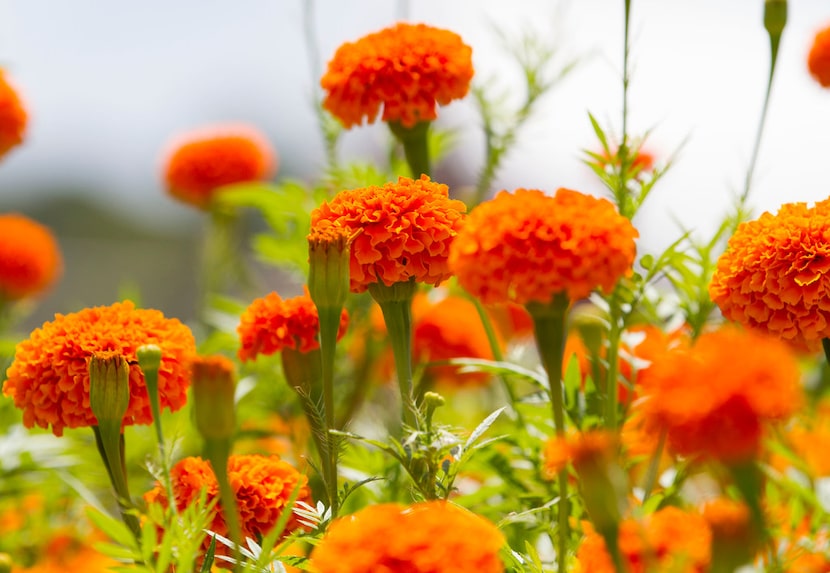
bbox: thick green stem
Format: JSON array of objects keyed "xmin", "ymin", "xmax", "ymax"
[
  {"xmin": 92, "ymin": 427, "xmax": 141, "ymax": 540},
  {"xmin": 317, "ymin": 307, "xmax": 342, "ymax": 517},
  {"xmin": 205, "ymin": 438, "xmax": 242, "ymax": 573},
  {"xmin": 369, "ymin": 280, "xmax": 418, "ymax": 429},
  {"xmin": 389, "ymin": 120, "xmax": 431, "ymax": 178},
  {"xmin": 527, "ymin": 292, "xmax": 570, "ymax": 573}
]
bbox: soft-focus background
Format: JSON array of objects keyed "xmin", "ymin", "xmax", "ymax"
[{"xmin": 1, "ymin": 0, "xmax": 829, "ymax": 328}]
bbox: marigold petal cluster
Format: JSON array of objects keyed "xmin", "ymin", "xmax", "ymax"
[
  {"xmin": 311, "ymin": 501, "xmax": 505, "ymax": 573},
  {"xmin": 542, "ymin": 430, "xmax": 617, "ymax": 479},
  {"xmin": 0, "ymin": 213, "xmax": 62, "ymax": 301},
  {"xmin": 144, "ymin": 454, "xmax": 312, "ymax": 563},
  {"xmin": 0, "ymin": 69, "xmax": 27, "ymax": 161},
  {"xmin": 16, "ymin": 533, "xmax": 117, "ymax": 573},
  {"xmin": 310, "ymin": 175, "xmax": 466, "ymax": 293},
  {"xmin": 2, "ymin": 301, "xmax": 195, "ymax": 436},
  {"xmin": 639, "ymin": 326, "xmax": 802, "ymax": 462},
  {"xmin": 321, "ymin": 23, "xmax": 474, "ymax": 128},
  {"xmin": 808, "ymin": 24, "xmax": 830, "ymax": 88},
  {"xmin": 710, "ymin": 199, "xmax": 830, "ymax": 351},
  {"xmin": 413, "ymin": 295, "xmax": 495, "ymax": 387},
  {"xmin": 577, "ymin": 507, "xmax": 712, "ymax": 573},
  {"xmin": 162, "ymin": 124, "xmax": 277, "ymax": 209},
  {"xmin": 449, "ymin": 188, "xmax": 638, "ymax": 305},
  {"xmin": 237, "ymin": 290, "xmax": 348, "ymax": 361}
]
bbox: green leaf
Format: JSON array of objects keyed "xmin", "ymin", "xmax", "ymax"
[{"xmin": 86, "ymin": 507, "xmax": 138, "ymax": 550}]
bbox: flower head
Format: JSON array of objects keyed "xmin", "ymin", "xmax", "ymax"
[
  {"xmin": 639, "ymin": 326, "xmax": 801, "ymax": 462},
  {"xmin": 311, "ymin": 501, "xmax": 504, "ymax": 573},
  {"xmin": 449, "ymin": 188, "xmax": 638, "ymax": 305},
  {"xmin": 0, "ymin": 214, "xmax": 62, "ymax": 301},
  {"xmin": 162, "ymin": 124, "xmax": 277, "ymax": 209},
  {"xmin": 2, "ymin": 301, "xmax": 196, "ymax": 436},
  {"xmin": 577, "ymin": 507, "xmax": 712, "ymax": 573},
  {"xmin": 808, "ymin": 24, "xmax": 830, "ymax": 88},
  {"xmin": 310, "ymin": 175, "xmax": 467, "ymax": 293},
  {"xmin": 709, "ymin": 199, "xmax": 830, "ymax": 351},
  {"xmin": 321, "ymin": 23, "xmax": 474, "ymax": 128},
  {"xmin": 413, "ymin": 295, "xmax": 495, "ymax": 387},
  {"xmin": 237, "ymin": 290, "xmax": 348, "ymax": 361},
  {"xmin": 542, "ymin": 430, "xmax": 617, "ymax": 479},
  {"xmin": 0, "ymin": 69, "xmax": 27, "ymax": 161},
  {"xmin": 144, "ymin": 454, "xmax": 311, "ymax": 565}
]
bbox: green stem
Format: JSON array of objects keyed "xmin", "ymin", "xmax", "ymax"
[
  {"xmin": 140, "ymin": 357, "xmax": 178, "ymax": 517},
  {"xmin": 92, "ymin": 427, "xmax": 141, "ymax": 540},
  {"xmin": 470, "ymin": 297, "xmax": 526, "ymax": 427},
  {"xmin": 527, "ymin": 292, "xmax": 570, "ymax": 573},
  {"xmin": 641, "ymin": 428, "xmax": 666, "ymax": 504},
  {"xmin": 205, "ymin": 438, "xmax": 243, "ymax": 573},
  {"xmin": 389, "ymin": 120, "xmax": 431, "ymax": 178},
  {"xmin": 369, "ymin": 280, "xmax": 418, "ymax": 429},
  {"xmin": 317, "ymin": 307, "xmax": 342, "ymax": 517}
]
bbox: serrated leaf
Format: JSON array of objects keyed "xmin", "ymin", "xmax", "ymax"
[{"xmin": 464, "ymin": 407, "xmax": 505, "ymax": 451}]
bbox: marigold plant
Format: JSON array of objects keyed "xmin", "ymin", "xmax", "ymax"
[
  {"xmin": 449, "ymin": 188, "xmax": 638, "ymax": 305},
  {"xmin": 162, "ymin": 124, "xmax": 277, "ymax": 209},
  {"xmin": 808, "ymin": 24, "xmax": 830, "ymax": 88},
  {"xmin": 638, "ymin": 326, "xmax": 802, "ymax": 462},
  {"xmin": 2, "ymin": 301, "xmax": 196, "ymax": 436},
  {"xmin": 709, "ymin": 199, "xmax": 830, "ymax": 352},
  {"xmin": 144, "ymin": 454, "xmax": 312, "ymax": 563},
  {"xmin": 0, "ymin": 69, "xmax": 27, "ymax": 161},
  {"xmin": 310, "ymin": 175, "xmax": 466, "ymax": 293},
  {"xmin": 0, "ymin": 213, "xmax": 62, "ymax": 301},
  {"xmin": 321, "ymin": 22, "xmax": 474, "ymax": 128},
  {"xmin": 237, "ymin": 290, "xmax": 348, "ymax": 361},
  {"xmin": 576, "ymin": 506, "xmax": 712, "ymax": 573},
  {"xmin": 310, "ymin": 501, "xmax": 505, "ymax": 573}
]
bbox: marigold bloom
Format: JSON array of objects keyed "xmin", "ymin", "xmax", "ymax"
[
  {"xmin": 449, "ymin": 188, "xmax": 638, "ymax": 305},
  {"xmin": 311, "ymin": 501, "xmax": 504, "ymax": 573},
  {"xmin": 3, "ymin": 301, "xmax": 195, "ymax": 436},
  {"xmin": 144, "ymin": 454, "xmax": 311, "ymax": 562},
  {"xmin": 701, "ymin": 498, "xmax": 753, "ymax": 544},
  {"xmin": 16, "ymin": 533, "xmax": 118, "ymax": 573},
  {"xmin": 709, "ymin": 199, "xmax": 830, "ymax": 352},
  {"xmin": 808, "ymin": 24, "xmax": 830, "ymax": 88},
  {"xmin": 321, "ymin": 23, "xmax": 474, "ymax": 129},
  {"xmin": 162, "ymin": 124, "xmax": 277, "ymax": 209},
  {"xmin": 414, "ymin": 295, "xmax": 494, "ymax": 387},
  {"xmin": 0, "ymin": 214, "xmax": 62, "ymax": 301},
  {"xmin": 542, "ymin": 430, "xmax": 617, "ymax": 479},
  {"xmin": 237, "ymin": 290, "xmax": 348, "ymax": 361},
  {"xmin": 639, "ymin": 326, "xmax": 801, "ymax": 462},
  {"xmin": 577, "ymin": 507, "xmax": 711, "ymax": 573},
  {"xmin": 0, "ymin": 69, "xmax": 27, "ymax": 160},
  {"xmin": 310, "ymin": 175, "xmax": 466, "ymax": 293}
]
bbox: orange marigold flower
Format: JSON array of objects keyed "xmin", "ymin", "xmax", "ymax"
[
  {"xmin": 0, "ymin": 69, "xmax": 27, "ymax": 160},
  {"xmin": 709, "ymin": 199, "xmax": 830, "ymax": 352},
  {"xmin": 577, "ymin": 507, "xmax": 712, "ymax": 573},
  {"xmin": 781, "ymin": 399, "xmax": 830, "ymax": 477},
  {"xmin": 2, "ymin": 301, "xmax": 195, "ymax": 436},
  {"xmin": 542, "ymin": 430, "xmax": 617, "ymax": 479},
  {"xmin": 414, "ymin": 295, "xmax": 495, "ymax": 388},
  {"xmin": 639, "ymin": 326, "xmax": 801, "ymax": 462},
  {"xmin": 310, "ymin": 175, "xmax": 466, "ymax": 293},
  {"xmin": 701, "ymin": 498, "xmax": 753, "ymax": 544},
  {"xmin": 311, "ymin": 501, "xmax": 505, "ymax": 573},
  {"xmin": 162, "ymin": 124, "xmax": 277, "ymax": 209},
  {"xmin": 320, "ymin": 23, "xmax": 474, "ymax": 129},
  {"xmin": 0, "ymin": 213, "xmax": 62, "ymax": 301},
  {"xmin": 808, "ymin": 24, "xmax": 830, "ymax": 88},
  {"xmin": 237, "ymin": 290, "xmax": 348, "ymax": 361},
  {"xmin": 16, "ymin": 533, "xmax": 118, "ymax": 573},
  {"xmin": 144, "ymin": 454, "xmax": 312, "ymax": 564},
  {"xmin": 449, "ymin": 188, "xmax": 638, "ymax": 305}
]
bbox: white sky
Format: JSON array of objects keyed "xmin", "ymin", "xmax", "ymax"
[{"xmin": 0, "ymin": 0, "xmax": 828, "ymax": 255}]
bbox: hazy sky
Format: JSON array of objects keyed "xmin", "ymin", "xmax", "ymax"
[{"xmin": 0, "ymin": 0, "xmax": 828, "ymax": 254}]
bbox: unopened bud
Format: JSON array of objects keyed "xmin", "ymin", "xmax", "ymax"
[
  {"xmin": 89, "ymin": 351, "xmax": 130, "ymax": 427},
  {"xmin": 191, "ymin": 355, "xmax": 237, "ymax": 441}
]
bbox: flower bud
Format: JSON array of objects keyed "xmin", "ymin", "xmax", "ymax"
[
  {"xmin": 308, "ymin": 223, "xmax": 360, "ymax": 311},
  {"xmin": 191, "ymin": 355, "xmax": 237, "ymax": 441},
  {"xmin": 89, "ymin": 351, "xmax": 130, "ymax": 427},
  {"xmin": 764, "ymin": 0, "xmax": 787, "ymax": 39}
]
